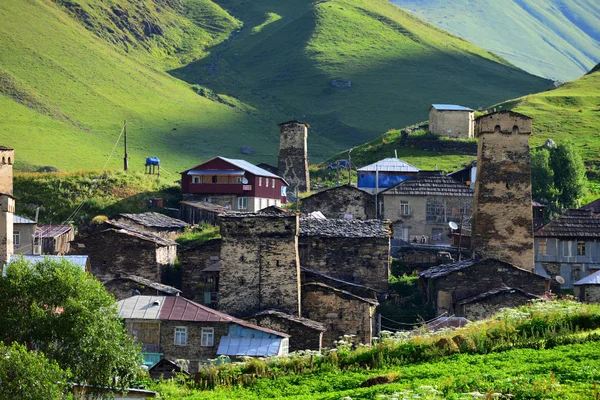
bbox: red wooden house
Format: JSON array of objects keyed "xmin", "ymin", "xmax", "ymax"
[{"xmin": 180, "ymin": 157, "xmax": 288, "ymax": 212}]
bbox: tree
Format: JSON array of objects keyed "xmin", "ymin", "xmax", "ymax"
[
  {"xmin": 549, "ymin": 141, "xmax": 587, "ymax": 208},
  {"xmin": 0, "ymin": 258, "xmax": 141, "ymax": 393},
  {"xmin": 531, "ymin": 148, "xmax": 557, "ymax": 204}
]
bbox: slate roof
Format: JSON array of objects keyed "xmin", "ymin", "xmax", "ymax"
[
  {"xmin": 301, "ymin": 267, "xmax": 381, "ymax": 293},
  {"xmin": 179, "ymin": 201, "xmax": 230, "ymax": 214},
  {"xmin": 307, "ymin": 185, "xmax": 372, "ymax": 198},
  {"xmin": 581, "ymin": 198, "xmax": 600, "ymax": 213},
  {"xmin": 117, "ymin": 275, "xmax": 181, "ymax": 295},
  {"xmin": 0, "ymin": 146, "xmax": 13, "ymax": 151},
  {"xmin": 117, "ymin": 296, "xmax": 289, "ymax": 337},
  {"xmin": 534, "ymin": 209, "xmax": 600, "ymax": 238},
  {"xmin": 302, "ymin": 282, "xmax": 379, "ymax": 306},
  {"xmin": 357, "ymin": 158, "xmax": 420, "ymax": 173},
  {"xmin": 382, "ymin": 171, "xmax": 474, "ymax": 197},
  {"xmin": 104, "ymin": 221, "xmax": 178, "ymax": 246},
  {"xmin": 419, "ymin": 258, "xmax": 548, "ymax": 281},
  {"xmin": 220, "ymin": 209, "xmax": 297, "ymax": 218},
  {"xmin": 13, "ymin": 215, "xmax": 36, "ymax": 224},
  {"xmin": 456, "ymin": 287, "xmax": 538, "ymax": 305},
  {"xmin": 37, "ymin": 224, "xmax": 73, "ymax": 238},
  {"xmin": 430, "ymin": 104, "xmax": 474, "ymax": 112},
  {"xmin": 278, "ymin": 120, "xmax": 310, "ymax": 127},
  {"xmin": 119, "ymin": 212, "xmax": 188, "ymax": 229},
  {"xmin": 250, "ymin": 309, "xmax": 326, "ymax": 331},
  {"xmin": 299, "ymin": 218, "xmax": 390, "ymax": 238},
  {"xmin": 573, "ymin": 271, "xmax": 600, "ymax": 286}
]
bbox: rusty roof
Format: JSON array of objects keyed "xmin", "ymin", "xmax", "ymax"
[
  {"xmin": 118, "ymin": 212, "xmax": 188, "ymax": 229},
  {"xmin": 534, "ymin": 209, "xmax": 600, "ymax": 238},
  {"xmin": 299, "ymin": 218, "xmax": 390, "ymax": 238},
  {"xmin": 382, "ymin": 171, "xmax": 474, "ymax": 197}
]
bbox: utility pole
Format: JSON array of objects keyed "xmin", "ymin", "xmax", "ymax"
[
  {"xmin": 348, "ymin": 148, "xmax": 353, "ymax": 185},
  {"xmin": 123, "ymin": 120, "xmax": 129, "ymax": 171}
]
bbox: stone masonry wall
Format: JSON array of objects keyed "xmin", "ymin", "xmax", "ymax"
[
  {"xmin": 458, "ymin": 291, "xmax": 535, "ymax": 321},
  {"xmin": 576, "ymin": 286, "xmax": 600, "ymax": 304},
  {"xmin": 0, "ymin": 148, "xmax": 14, "ymax": 195},
  {"xmin": 302, "ymin": 284, "xmax": 375, "ymax": 347},
  {"xmin": 0, "ymin": 195, "xmax": 14, "ymax": 268},
  {"xmin": 180, "ymin": 239, "xmax": 222, "ymax": 302},
  {"xmin": 299, "ymin": 236, "xmax": 389, "ymax": 291},
  {"xmin": 472, "ymin": 111, "xmax": 535, "ymax": 271},
  {"xmin": 301, "ymin": 186, "xmax": 375, "ymax": 220},
  {"xmin": 218, "ymin": 214, "xmax": 301, "ymax": 316},
  {"xmin": 429, "ymin": 109, "xmax": 474, "ymax": 139},
  {"xmin": 245, "ymin": 315, "xmax": 323, "ymax": 352},
  {"xmin": 278, "ymin": 122, "xmax": 310, "ymax": 192}
]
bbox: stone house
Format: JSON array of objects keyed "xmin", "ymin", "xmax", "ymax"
[
  {"xmin": 179, "ymin": 238, "xmax": 222, "ymax": 306},
  {"xmin": 0, "ymin": 147, "xmax": 15, "ymax": 269},
  {"xmin": 381, "ymin": 171, "xmax": 473, "ymax": 245},
  {"xmin": 428, "ymin": 104, "xmax": 474, "ymax": 139},
  {"xmin": 573, "ymin": 271, "xmax": 600, "ymax": 303},
  {"xmin": 301, "ymin": 185, "xmax": 375, "ymax": 220},
  {"xmin": 245, "ymin": 309, "xmax": 326, "ymax": 352},
  {"xmin": 419, "ymin": 258, "xmax": 547, "ymax": 317},
  {"xmin": 534, "ymin": 208, "xmax": 600, "ymax": 289},
  {"xmin": 357, "ymin": 158, "xmax": 419, "ymax": 195},
  {"xmin": 70, "ymin": 224, "xmax": 177, "ymax": 283},
  {"xmin": 37, "ymin": 224, "xmax": 74, "ymax": 255},
  {"xmin": 13, "ymin": 215, "xmax": 37, "ymax": 254},
  {"xmin": 104, "ymin": 274, "xmax": 181, "ymax": 300},
  {"xmin": 113, "ymin": 212, "xmax": 188, "ymax": 239},
  {"xmin": 298, "ymin": 217, "xmax": 391, "ymax": 292},
  {"xmin": 117, "ymin": 295, "xmax": 289, "ymax": 372},
  {"xmin": 180, "ymin": 156, "xmax": 288, "ymax": 212},
  {"xmin": 278, "ymin": 121, "xmax": 310, "ymax": 193},
  {"xmin": 455, "ymin": 287, "xmax": 538, "ymax": 321},
  {"xmin": 302, "ymin": 282, "xmax": 378, "ymax": 347}
]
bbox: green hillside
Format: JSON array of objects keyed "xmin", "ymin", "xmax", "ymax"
[
  {"xmin": 391, "ymin": 0, "xmax": 600, "ymax": 81},
  {"xmin": 0, "ymin": 0, "xmax": 550, "ymax": 173}
]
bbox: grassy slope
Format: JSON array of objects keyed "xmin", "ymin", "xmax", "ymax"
[
  {"xmin": 0, "ymin": 0, "xmax": 276, "ymax": 173},
  {"xmin": 390, "ymin": 0, "xmax": 600, "ymax": 81}
]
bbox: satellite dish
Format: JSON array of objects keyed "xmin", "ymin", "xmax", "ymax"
[
  {"xmin": 555, "ymin": 276, "xmax": 565, "ymax": 284},
  {"xmin": 449, "ymin": 221, "xmax": 458, "ymax": 230},
  {"xmin": 241, "ymin": 177, "xmax": 249, "ymax": 184}
]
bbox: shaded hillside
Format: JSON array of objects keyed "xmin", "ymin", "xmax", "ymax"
[
  {"xmin": 0, "ymin": 0, "xmax": 549, "ymax": 172},
  {"xmin": 391, "ymin": 0, "xmax": 600, "ymax": 81}
]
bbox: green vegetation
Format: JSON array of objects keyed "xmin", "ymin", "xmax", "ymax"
[
  {"xmin": 13, "ymin": 170, "xmax": 181, "ymax": 225},
  {"xmin": 176, "ymin": 223, "xmax": 221, "ymax": 246},
  {"xmin": 1, "ymin": 0, "xmax": 549, "ymax": 171},
  {"xmin": 146, "ymin": 300, "xmax": 600, "ymax": 399},
  {"xmin": 0, "ymin": 257, "xmax": 141, "ymax": 394},
  {"xmin": 391, "ymin": 0, "xmax": 600, "ymax": 81}
]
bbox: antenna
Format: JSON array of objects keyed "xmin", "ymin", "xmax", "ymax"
[
  {"xmin": 555, "ymin": 276, "xmax": 565, "ymax": 284},
  {"xmin": 448, "ymin": 221, "xmax": 458, "ymax": 230}
]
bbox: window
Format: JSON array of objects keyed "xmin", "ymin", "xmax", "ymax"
[
  {"xmin": 400, "ymin": 200, "xmax": 410, "ymax": 216},
  {"xmin": 426, "ymin": 198, "xmax": 447, "ymax": 223},
  {"xmin": 577, "ymin": 241, "xmax": 586, "ymax": 256},
  {"xmin": 13, "ymin": 230, "xmax": 19, "ymax": 246},
  {"xmin": 272, "ymin": 179, "xmax": 275, "ymax": 188},
  {"xmin": 259, "ymin": 177, "xmax": 262, "ymax": 187},
  {"xmin": 211, "ymin": 175, "xmax": 217, "ymax": 183},
  {"xmin": 539, "ymin": 240, "xmax": 547, "ymax": 256},
  {"xmin": 563, "ymin": 241, "xmax": 573, "ymax": 257},
  {"xmin": 236, "ymin": 176, "xmax": 243, "ymax": 184},
  {"xmin": 266, "ymin": 178, "xmax": 270, "ymax": 187},
  {"xmin": 192, "ymin": 176, "xmax": 200, "ymax": 183},
  {"xmin": 237, "ymin": 197, "xmax": 248, "ymax": 210},
  {"xmin": 201, "ymin": 328, "xmax": 214, "ymax": 347},
  {"xmin": 174, "ymin": 327, "xmax": 187, "ymax": 345}
]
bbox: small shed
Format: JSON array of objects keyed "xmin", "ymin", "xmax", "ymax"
[
  {"xmin": 455, "ymin": 287, "xmax": 539, "ymax": 321},
  {"xmin": 37, "ymin": 224, "xmax": 74, "ymax": 255},
  {"xmin": 428, "ymin": 104, "xmax": 474, "ymax": 139},
  {"xmin": 574, "ymin": 271, "xmax": 600, "ymax": 303},
  {"xmin": 179, "ymin": 201, "xmax": 230, "ymax": 225},
  {"xmin": 148, "ymin": 359, "xmax": 189, "ymax": 380}
]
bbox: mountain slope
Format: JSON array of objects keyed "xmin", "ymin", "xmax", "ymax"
[
  {"xmin": 0, "ymin": 0, "xmax": 550, "ymax": 172},
  {"xmin": 390, "ymin": 0, "xmax": 600, "ymax": 81}
]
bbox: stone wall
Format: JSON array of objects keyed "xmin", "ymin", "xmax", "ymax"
[
  {"xmin": 278, "ymin": 121, "xmax": 310, "ymax": 192},
  {"xmin": 245, "ymin": 313, "xmax": 324, "ymax": 352},
  {"xmin": 575, "ymin": 286, "xmax": 600, "ymax": 303},
  {"xmin": 0, "ymin": 195, "xmax": 14, "ymax": 268},
  {"xmin": 104, "ymin": 278, "xmax": 176, "ymax": 300},
  {"xmin": 70, "ymin": 230, "xmax": 165, "ymax": 283},
  {"xmin": 218, "ymin": 214, "xmax": 301, "ymax": 316},
  {"xmin": 0, "ymin": 148, "xmax": 14, "ymax": 195},
  {"xmin": 302, "ymin": 283, "xmax": 376, "ymax": 347},
  {"xmin": 457, "ymin": 291, "xmax": 535, "ymax": 320},
  {"xmin": 298, "ymin": 236, "xmax": 389, "ymax": 291},
  {"xmin": 472, "ymin": 111, "xmax": 534, "ymax": 271},
  {"xmin": 180, "ymin": 239, "xmax": 222, "ymax": 303},
  {"xmin": 301, "ymin": 185, "xmax": 375, "ymax": 219},
  {"xmin": 429, "ymin": 109, "xmax": 474, "ymax": 139}
]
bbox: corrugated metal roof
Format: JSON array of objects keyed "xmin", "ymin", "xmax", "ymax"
[
  {"xmin": 431, "ymin": 104, "xmax": 474, "ymax": 111},
  {"xmin": 118, "ymin": 296, "xmax": 164, "ymax": 320},
  {"xmin": 358, "ymin": 158, "xmax": 420, "ymax": 172},
  {"xmin": 217, "ymin": 337, "xmax": 284, "ymax": 357},
  {"xmin": 6, "ymin": 255, "xmax": 89, "ymax": 271},
  {"xmin": 574, "ymin": 271, "xmax": 600, "ymax": 286},
  {"xmin": 37, "ymin": 225, "xmax": 72, "ymax": 238},
  {"xmin": 218, "ymin": 157, "xmax": 283, "ymax": 179},
  {"xmin": 13, "ymin": 215, "xmax": 36, "ymax": 224}
]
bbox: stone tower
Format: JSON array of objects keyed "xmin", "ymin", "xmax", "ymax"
[
  {"xmin": 278, "ymin": 121, "xmax": 310, "ymax": 193},
  {"xmin": 0, "ymin": 147, "xmax": 15, "ymax": 268},
  {"xmin": 471, "ymin": 111, "xmax": 534, "ymax": 272},
  {"xmin": 0, "ymin": 146, "xmax": 14, "ymax": 195},
  {"xmin": 218, "ymin": 210, "xmax": 301, "ymax": 317}
]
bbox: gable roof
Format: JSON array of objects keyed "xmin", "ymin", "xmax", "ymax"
[
  {"xmin": 430, "ymin": 104, "xmax": 474, "ymax": 112},
  {"xmin": 111, "ymin": 275, "xmax": 181, "ymax": 295},
  {"xmin": 475, "ymin": 109, "xmax": 531, "ymax": 121},
  {"xmin": 299, "ymin": 218, "xmax": 390, "ymax": 238},
  {"xmin": 419, "ymin": 258, "xmax": 547, "ymax": 280},
  {"xmin": 182, "ymin": 156, "xmax": 286, "ymax": 182},
  {"xmin": 37, "ymin": 224, "xmax": 73, "ymax": 238},
  {"xmin": 534, "ymin": 209, "xmax": 600, "ymax": 238},
  {"xmin": 580, "ymin": 198, "xmax": 600, "ymax": 213},
  {"xmin": 118, "ymin": 212, "xmax": 188, "ymax": 230},
  {"xmin": 13, "ymin": 215, "xmax": 36, "ymax": 224},
  {"xmin": 574, "ymin": 271, "xmax": 600, "ymax": 286},
  {"xmin": 117, "ymin": 295, "xmax": 289, "ymax": 337},
  {"xmin": 357, "ymin": 158, "xmax": 419, "ymax": 173},
  {"xmin": 456, "ymin": 287, "xmax": 539, "ymax": 305},
  {"xmin": 249, "ymin": 309, "xmax": 326, "ymax": 331},
  {"xmin": 103, "ymin": 221, "xmax": 178, "ymax": 246},
  {"xmin": 382, "ymin": 171, "xmax": 474, "ymax": 197},
  {"xmin": 302, "ymin": 282, "xmax": 379, "ymax": 306}
]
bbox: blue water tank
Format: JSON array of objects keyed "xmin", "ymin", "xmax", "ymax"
[{"xmin": 146, "ymin": 157, "xmax": 160, "ymax": 165}]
